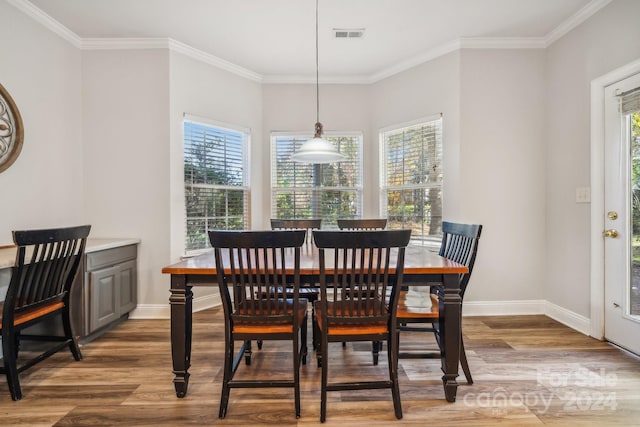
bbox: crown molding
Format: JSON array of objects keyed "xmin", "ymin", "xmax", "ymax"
[
  {"xmin": 81, "ymin": 37, "xmax": 170, "ymax": 50},
  {"xmin": 79, "ymin": 38, "xmax": 263, "ymax": 82},
  {"xmin": 271, "ymin": 35, "xmax": 548, "ymax": 84},
  {"xmin": 459, "ymin": 37, "xmax": 546, "ymax": 49},
  {"xmin": 11, "ymin": 0, "xmax": 614, "ymax": 84},
  {"xmin": 544, "ymin": 0, "xmax": 613, "ymax": 47},
  {"xmin": 167, "ymin": 39, "xmax": 263, "ymax": 83},
  {"xmin": 369, "ymin": 39, "xmax": 462, "ymax": 83},
  {"xmin": 261, "ymin": 74, "xmax": 372, "ymax": 85},
  {"xmin": 7, "ymin": 0, "xmax": 81, "ymax": 48}
]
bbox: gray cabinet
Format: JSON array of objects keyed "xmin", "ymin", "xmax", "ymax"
[{"xmin": 86, "ymin": 245, "xmax": 138, "ymax": 335}]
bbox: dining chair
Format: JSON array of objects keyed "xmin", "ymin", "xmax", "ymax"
[
  {"xmin": 396, "ymin": 221, "xmax": 482, "ymax": 384},
  {"xmin": 0, "ymin": 224, "xmax": 91, "ymax": 401},
  {"xmin": 209, "ymin": 230, "xmax": 308, "ymax": 419},
  {"xmin": 336, "ymin": 218, "xmax": 387, "ymax": 230},
  {"xmin": 313, "ymin": 229, "xmax": 411, "ymax": 423}
]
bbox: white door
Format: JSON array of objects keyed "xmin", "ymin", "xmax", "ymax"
[{"xmin": 603, "ymin": 72, "xmax": 640, "ymax": 355}]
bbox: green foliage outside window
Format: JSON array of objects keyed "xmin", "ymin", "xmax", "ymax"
[
  {"xmin": 383, "ymin": 118, "xmax": 443, "ymax": 244},
  {"xmin": 184, "ymin": 121, "xmax": 248, "ymax": 251},
  {"xmin": 273, "ymin": 135, "xmax": 362, "ymax": 227}
]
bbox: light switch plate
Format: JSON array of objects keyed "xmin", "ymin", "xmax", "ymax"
[{"xmin": 576, "ymin": 187, "xmax": 591, "ymax": 203}]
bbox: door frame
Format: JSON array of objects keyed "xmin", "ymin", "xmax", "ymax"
[{"xmin": 590, "ymin": 58, "xmax": 640, "ymax": 339}]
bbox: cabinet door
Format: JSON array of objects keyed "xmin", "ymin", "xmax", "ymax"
[
  {"xmin": 118, "ymin": 259, "xmax": 137, "ymax": 314},
  {"xmin": 90, "ymin": 265, "xmax": 119, "ymax": 332}
]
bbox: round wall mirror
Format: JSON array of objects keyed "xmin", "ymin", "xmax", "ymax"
[{"xmin": 0, "ymin": 83, "xmax": 24, "ymax": 173}]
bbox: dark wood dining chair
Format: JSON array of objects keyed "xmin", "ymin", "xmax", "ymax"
[
  {"xmin": 313, "ymin": 229, "xmax": 411, "ymax": 423},
  {"xmin": 396, "ymin": 221, "xmax": 482, "ymax": 384},
  {"xmin": 337, "ymin": 218, "xmax": 387, "ymax": 230},
  {"xmin": 209, "ymin": 230, "xmax": 308, "ymax": 419},
  {"xmin": 0, "ymin": 224, "xmax": 91, "ymax": 401}
]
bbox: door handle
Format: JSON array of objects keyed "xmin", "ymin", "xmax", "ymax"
[{"xmin": 603, "ymin": 229, "xmax": 619, "ymax": 238}]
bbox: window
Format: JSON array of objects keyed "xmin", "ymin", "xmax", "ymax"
[
  {"xmin": 271, "ymin": 133, "xmax": 362, "ymax": 228},
  {"xmin": 380, "ymin": 116, "xmax": 443, "ymax": 245},
  {"xmin": 184, "ymin": 118, "xmax": 249, "ymax": 252}
]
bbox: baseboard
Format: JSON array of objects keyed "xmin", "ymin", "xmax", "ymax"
[
  {"xmin": 129, "ymin": 293, "xmax": 222, "ymax": 319},
  {"xmin": 130, "ymin": 297, "xmax": 592, "ymax": 337},
  {"xmin": 463, "ymin": 299, "xmax": 591, "ymax": 337},
  {"xmin": 543, "ymin": 300, "xmax": 592, "ymax": 336},
  {"xmin": 463, "ymin": 299, "xmax": 547, "ymax": 316}
]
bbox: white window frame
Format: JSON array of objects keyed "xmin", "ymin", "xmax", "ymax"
[
  {"xmin": 270, "ymin": 131, "xmax": 363, "ymax": 228},
  {"xmin": 379, "ymin": 115, "xmax": 443, "ymax": 246},
  {"xmin": 183, "ymin": 114, "xmax": 250, "ymax": 255}
]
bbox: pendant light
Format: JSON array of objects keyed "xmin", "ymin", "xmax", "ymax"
[{"xmin": 291, "ymin": 0, "xmax": 346, "ymax": 163}]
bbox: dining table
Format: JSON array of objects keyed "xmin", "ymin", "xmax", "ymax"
[{"xmin": 161, "ymin": 242, "xmax": 468, "ymax": 403}]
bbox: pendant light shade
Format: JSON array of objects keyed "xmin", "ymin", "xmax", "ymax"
[
  {"xmin": 291, "ymin": 0, "xmax": 345, "ymax": 164},
  {"xmin": 291, "ymin": 122, "xmax": 345, "ymax": 163}
]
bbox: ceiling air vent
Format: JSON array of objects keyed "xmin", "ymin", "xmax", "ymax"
[{"xmin": 333, "ymin": 28, "xmax": 365, "ymax": 39}]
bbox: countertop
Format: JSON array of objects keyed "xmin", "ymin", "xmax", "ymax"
[{"xmin": 0, "ymin": 238, "xmax": 140, "ymax": 270}]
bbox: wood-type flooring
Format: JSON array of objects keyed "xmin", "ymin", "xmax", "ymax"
[{"xmin": 1, "ymin": 308, "xmax": 639, "ymax": 426}]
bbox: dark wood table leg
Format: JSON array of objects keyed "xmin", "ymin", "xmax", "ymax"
[
  {"xmin": 440, "ymin": 273, "xmax": 461, "ymax": 402},
  {"xmin": 170, "ymin": 274, "xmax": 193, "ymax": 398}
]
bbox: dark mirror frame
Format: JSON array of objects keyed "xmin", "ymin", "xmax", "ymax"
[{"xmin": 0, "ymin": 82, "xmax": 24, "ymax": 173}]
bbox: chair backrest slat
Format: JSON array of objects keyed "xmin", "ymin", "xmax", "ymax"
[{"xmin": 314, "ymin": 229, "xmax": 411, "ymax": 323}]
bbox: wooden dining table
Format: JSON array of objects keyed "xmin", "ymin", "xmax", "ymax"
[{"xmin": 161, "ymin": 243, "xmax": 468, "ymax": 403}]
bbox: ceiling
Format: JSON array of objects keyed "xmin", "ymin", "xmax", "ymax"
[{"xmin": 20, "ymin": 0, "xmax": 606, "ymax": 82}]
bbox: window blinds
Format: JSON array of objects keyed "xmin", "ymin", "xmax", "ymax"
[
  {"xmin": 271, "ymin": 134, "xmax": 362, "ymax": 227},
  {"xmin": 184, "ymin": 120, "xmax": 249, "ymax": 251},
  {"xmin": 620, "ymin": 87, "xmax": 640, "ymax": 115},
  {"xmin": 384, "ymin": 121, "xmax": 443, "ymax": 188},
  {"xmin": 381, "ymin": 117, "xmax": 443, "ymax": 242}
]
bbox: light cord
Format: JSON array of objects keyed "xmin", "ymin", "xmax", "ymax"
[{"xmin": 315, "ymin": 0, "xmax": 320, "ymax": 125}]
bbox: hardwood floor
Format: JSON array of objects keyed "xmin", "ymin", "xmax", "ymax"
[{"xmin": 1, "ymin": 308, "xmax": 639, "ymax": 426}]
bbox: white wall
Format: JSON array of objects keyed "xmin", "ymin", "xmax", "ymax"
[
  {"xmin": 460, "ymin": 48, "xmax": 547, "ymax": 302},
  {"xmin": 546, "ymin": 0, "xmax": 640, "ymax": 317},
  {"xmin": 0, "ymin": 2, "xmax": 83, "ymax": 243},
  {"xmin": 82, "ymin": 49, "xmax": 171, "ymax": 308},
  {"xmin": 261, "ymin": 83, "xmax": 372, "ymax": 221}
]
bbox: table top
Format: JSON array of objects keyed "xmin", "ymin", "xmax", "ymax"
[{"xmin": 162, "ymin": 244, "xmax": 468, "ymax": 276}]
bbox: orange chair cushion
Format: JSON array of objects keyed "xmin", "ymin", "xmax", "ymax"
[
  {"xmin": 232, "ymin": 299, "xmax": 308, "ymax": 334},
  {"xmin": 396, "ymin": 290, "xmax": 439, "ymax": 320},
  {"xmin": 0, "ymin": 301, "xmax": 65, "ymax": 330},
  {"xmin": 314, "ymin": 300, "xmax": 389, "ymax": 336}
]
